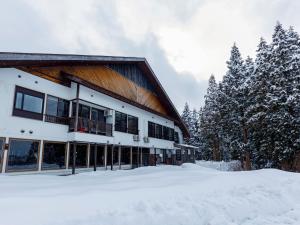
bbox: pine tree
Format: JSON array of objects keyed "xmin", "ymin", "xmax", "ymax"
[{"xmin": 181, "ymin": 102, "xmax": 193, "ymax": 144}]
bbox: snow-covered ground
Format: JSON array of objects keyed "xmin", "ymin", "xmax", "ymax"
[
  {"xmin": 196, "ymin": 160, "xmax": 242, "ymax": 171},
  {"xmin": 0, "ymin": 164, "xmax": 300, "ymax": 225}
]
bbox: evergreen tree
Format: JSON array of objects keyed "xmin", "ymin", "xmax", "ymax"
[{"xmin": 181, "ymin": 102, "xmax": 193, "ymax": 144}]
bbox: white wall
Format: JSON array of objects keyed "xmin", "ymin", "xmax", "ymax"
[{"xmin": 0, "ymin": 68, "xmax": 183, "ymax": 148}]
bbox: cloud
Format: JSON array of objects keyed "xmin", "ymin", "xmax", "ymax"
[{"xmin": 1, "ymin": 0, "xmax": 300, "ymax": 111}]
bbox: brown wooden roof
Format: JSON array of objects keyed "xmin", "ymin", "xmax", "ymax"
[{"xmin": 0, "ymin": 52, "xmax": 189, "ymax": 137}]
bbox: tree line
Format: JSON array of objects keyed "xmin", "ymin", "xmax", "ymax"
[{"xmin": 181, "ymin": 22, "xmax": 300, "ymax": 170}]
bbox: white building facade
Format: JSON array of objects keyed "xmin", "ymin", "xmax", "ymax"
[{"xmin": 0, "ymin": 53, "xmax": 195, "ymax": 174}]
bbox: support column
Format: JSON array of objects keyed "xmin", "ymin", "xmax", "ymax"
[
  {"xmin": 154, "ymin": 148, "xmax": 157, "ymax": 166},
  {"xmin": 72, "ymin": 83, "xmax": 80, "ymax": 175},
  {"xmin": 72, "ymin": 142, "xmax": 77, "ymax": 175},
  {"xmin": 87, "ymin": 143, "xmax": 91, "ymax": 168},
  {"xmin": 130, "ymin": 146, "xmax": 133, "ymax": 169},
  {"xmin": 140, "ymin": 148, "xmax": 143, "ymax": 167},
  {"xmin": 66, "ymin": 142, "xmax": 70, "ymax": 169},
  {"xmin": 118, "ymin": 146, "xmax": 121, "ymax": 170},
  {"xmin": 137, "ymin": 147, "xmax": 139, "ymax": 167},
  {"xmin": 104, "ymin": 144, "xmax": 107, "ymax": 170},
  {"xmin": 1, "ymin": 137, "xmax": 9, "ymax": 173},
  {"xmin": 94, "ymin": 144, "xmax": 97, "ymax": 171},
  {"xmin": 111, "ymin": 145, "xmax": 114, "ymax": 171},
  {"xmin": 38, "ymin": 140, "xmax": 44, "ymax": 171}
]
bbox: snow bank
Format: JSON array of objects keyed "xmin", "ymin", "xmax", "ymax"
[
  {"xmin": 196, "ymin": 160, "xmax": 242, "ymax": 171},
  {"xmin": 0, "ymin": 165, "xmax": 300, "ymax": 225}
]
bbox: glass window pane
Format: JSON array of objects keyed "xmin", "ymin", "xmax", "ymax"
[
  {"xmin": 46, "ymin": 96, "xmax": 58, "ymax": 116},
  {"xmin": 89, "ymin": 145, "xmax": 105, "ymax": 167},
  {"xmin": 128, "ymin": 116, "xmax": 138, "ymax": 135},
  {"xmin": 15, "ymin": 92, "xmax": 23, "ymax": 109},
  {"xmin": 69, "ymin": 144, "xmax": 87, "ymax": 168},
  {"xmin": 57, "ymin": 99, "xmax": 69, "ymax": 117},
  {"xmin": 42, "ymin": 143, "xmax": 66, "ymax": 170},
  {"xmin": 7, "ymin": 140, "xmax": 39, "ymax": 171},
  {"xmin": 120, "ymin": 147, "xmax": 130, "ymax": 165},
  {"xmin": 23, "ymin": 94, "xmax": 43, "ymax": 113}
]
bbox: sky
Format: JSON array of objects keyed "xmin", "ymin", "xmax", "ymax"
[{"xmin": 1, "ymin": 0, "xmax": 300, "ymax": 112}]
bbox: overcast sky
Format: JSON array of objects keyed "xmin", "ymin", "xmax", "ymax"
[{"xmin": 1, "ymin": 0, "xmax": 300, "ymax": 112}]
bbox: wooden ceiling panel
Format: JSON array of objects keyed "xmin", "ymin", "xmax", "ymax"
[{"xmin": 18, "ymin": 65, "xmax": 169, "ymax": 116}]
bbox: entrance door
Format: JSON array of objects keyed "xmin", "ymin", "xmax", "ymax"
[
  {"xmin": 0, "ymin": 138, "xmax": 4, "ymax": 172},
  {"xmin": 142, "ymin": 148, "xmax": 150, "ymax": 166}
]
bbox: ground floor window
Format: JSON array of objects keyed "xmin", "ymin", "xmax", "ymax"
[
  {"xmin": 69, "ymin": 144, "xmax": 88, "ymax": 168},
  {"xmin": 0, "ymin": 138, "xmax": 4, "ymax": 172},
  {"xmin": 106, "ymin": 145, "xmax": 113, "ymax": 168},
  {"xmin": 113, "ymin": 147, "xmax": 119, "ymax": 166},
  {"xmin": 42, "ymin": 142, "xmax": 66, "ymax": 170},
  {"xmin": 120, "ymin": 147, "xmax": 131, "ymax": 165},
  {"xmin": 7, "ymin": 139, "xmax": 40, "ymax": 171},
  {"xmin": 142, "ymin": 148, "xmax": 150, "ymax": 166},
  {"xmin": 132, "ymin": 147, "xmax": 139, "ymax": 168},
  {"xmin": 89, "ymin": 145, "xmax": 105, "ymax": 167}
]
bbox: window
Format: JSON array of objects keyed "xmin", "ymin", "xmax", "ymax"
[
  {"xmin": 45, "ymin": 95, "xmax": 69, "ymax": 124},
  {"xmin": 42, "ymin": 142, "xmax": 66, "ymax": 170},
  {"xmin": 69, "ymin": 144, "xmax": 88, "ymax": 168},
  {"xmin": 128, "ymin": 115, "xmax": 138, "ymax": 135},
  {"xmin": 0, "ymin": 138, "xmax": 4, "ymax": 172},
  {"xmin": 155, "ymin": 124, "xmax": 162, "ymax": 139},
  {"xmin": 7, "ymin": 139, "xmax": 40, "ymax": 171},
  {"xmin": 174, "ymin": 132, "xmax": 179, "ymax": 143},
  {"xmin": 120, "ymin": 147, "xmax": 131, "ymax": 165},
  {"xmin": 169, "ymin": 128, "xmax": 175, "ymax": 141},
  {"xmin": 115, "ymin": 111, "xmax": 128, "ymax": 133},
  {"xmin": 148, "ymin": 122, "xmax": 156, "ymax": 138},
  {"xmin": 13, "ymin": 86, "xmax": 45, "ymax": 120},
  {"xmin": 89, "ymin": 145, "xmax": 105, "ymax": 167},
  {"xmin": 162, "ymin": 126, "xmax": 168, "ymax": 140}
]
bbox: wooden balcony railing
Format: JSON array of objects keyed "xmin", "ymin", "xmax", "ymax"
[{"xmin": 69, "ymin": 117, "xmax": 113, "ymax": 137}]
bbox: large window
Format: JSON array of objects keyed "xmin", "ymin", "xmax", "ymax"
[
  {"xmin": 13, "ymin": 86, "xmax": 45, "ymax": 120},
  {"xmin": 148, "ymin": 122, "xmax": 156, "ymax": 138},
  {"xmin": 45, "ymin": 95, "xmax": 69, "ymax": 124},
  {"xmin": 0, "ymin": 138, "xmax": 4, "ymax": 172},
  {"xmin": 174, "ymin": 132, "xmax": 179, "ymax": 143},
  {"xmin": 115, "ymin": 111, "xmax": 128, "ymax": 133},
  {"xmin": 128, "ymin": 115, "xmax": 138, "ymax": 135},
  {"xmin": 89, "ymin": 145, "xmax": 105, "ymax": 167},
  {"xmin": 120, "ymin": 147, "xmax": 131, "ymax": 165},
  {"xmin": 115, "ymin": 111, "xmax": 138, "ymax": 134},
  {"xmin": 69, "ymin": 144, "xmax": 88, "ymax": 168},
  {"xmin": 155, "ymin": 124, "xmax": 162, "ymax": 139},
  {"xmin": 42, "ymin": 142, "xmax": 66, "ymax": 170},
  {"xmin": 7, "ymin": 139, "xmax": 40, "ymax": 171},
  {"xmin": 148, "ymin": 121, "xmax": 175, "ymax": 141}
]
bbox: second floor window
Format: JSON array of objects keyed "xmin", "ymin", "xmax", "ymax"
[
  {"xmin": 115, "ymin": 111, "xmax": 138, "ymax": 134},
  {"xmin": 13, "ymin": 86, "xmax": 45, "ymax": 120},
  {"xmin": 115, "ymin": 111, "xmax": 128, "ymax": 133},
  {"xmin": 46, "ymin": 95, "xmax": 69, "ymax": 118}
]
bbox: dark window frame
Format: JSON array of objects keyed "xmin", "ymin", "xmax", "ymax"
[
  {"xmin": 6, "ymin": 138, "xmax": 41, "ymax": 172},
  {"xmin": 127, "ymin": 115, "xmax": 139, "ymax": 135},
  {"xmin": 115, "ymin": 111, "xmax": 139, "ymax": 135},
  {"xmin": 148, "ymin": 121, "xmax": 156, "ymax": 138},
  {"xmin": 45, "ymin": 95, "xmax": 70, "ymax": 125},
  {"xmin": 13, "ymin": 86, "xmax": 45, "ymax": 121}
]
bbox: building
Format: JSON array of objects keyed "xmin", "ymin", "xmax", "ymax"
[{"xmin": 0, "ymin": 52, "xmax": 196, "ymax": 174}]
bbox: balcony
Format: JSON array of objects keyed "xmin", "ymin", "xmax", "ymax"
[{"xmin": 69, "ymin": 117, "xmax": 113, "ymax": 136}]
